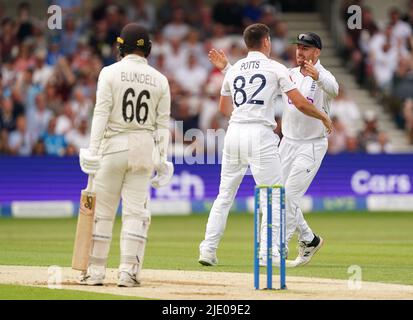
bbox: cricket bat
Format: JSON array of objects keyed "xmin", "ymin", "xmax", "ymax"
[{"xmin": 72, "ymin": 175, "xmax": 96, "ymax": 271}]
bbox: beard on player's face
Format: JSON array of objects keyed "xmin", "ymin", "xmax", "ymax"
[{"xmin": 296, "ymin": 46, "xmax": 317, "ymax": 66}]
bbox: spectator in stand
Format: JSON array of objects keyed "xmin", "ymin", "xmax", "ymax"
[
  {"xmin": 358, "ymin": 110, "xmax": 391, "ymax": 153},
  {"xmin": 328, "ymin": 116, "xmax": 348, "ymax": 154},
  {"xmin": 55, "ymin": 101, "xmax": 74, "ymax": 135},
  {"xmin": 70, "ymin": 86, "xmax": 93, "ymax": 127},
  {"xmin": 105, "ymin": 4, "xmax": 125, "ymax": 45},
  {"xmin": 187, "ymin": 0, "xmax": 214, "ymax": 37},
  {"xmin": 16, "ymin": 2, "xmax": 34, "ymax": 43},
  {"xmin": 59, "ymin": 16, "xmax": 80, "ymax": 57},
  {"xmin": 212, "ymin": 0, "xmax": 244, "ymax": 34},
  {"xmin": 175, "ymin": 54, "xmax": 208, "ymax": 95},
  {"xmin": 32, "ymin": 139, "xmax": 46, "ymax": 156},
  {"xmin": 162, "ymin": 8, "xmax": 190, "ymax": 41},
  {"xmin": 9, "ymin": 86, "xmax": 25, "ymax": 116},
  {"xmin": 88, "ymin": 19, "xmax": 111, "ymax": 58},
  {"xmin": 91, "ymin": 0, "xmax": 115, "ymax": 22},
  {"xmin": 46, "ymin": 37, "xmax": 63, "ymax": 66},
  {"xmin": 0, "ymin": 129, "xmax": 8, "ymax": 154},
  {"xmin": 271, "ymin": 21, "xmax": 289, "ymax": 61},
  {"xmin": 330, "ymin": 84, "xmax": 361, "ymax": 136},
  {"xmin": 50, "ymin": 57, "xmax": 76, "ymax": 101},
  {"xmin": 183, "ymin": 29, "xmax": 205, "ymax": 59},
  {"xmin": 16, "ymin": 67, "xmax": 41, "ymax": 113},
  {"xmin": 403, "ymin": 98, "xmax": 413, "ymax": 144},
  {"xmin": 209, "ymin": 23, "xmax": 233, "ymax": 51},
  {"xmin": 127, "ymin": 0, "xmax": 156, "ymax": 32},
  {"xmin": 0, "ymin": 17, "xmax": 17, "ymax": 63},
  {"xmin": 388, "ymin": 54, "xmax": 413, "ymax": 127},
  {"xmin": 71, "ymin": 36, "xmax": 93, "ymax": 73},
  {"xmin": 243, "ymin": 0, "xmax": 264, "ymax": 26},
  {"xmin": 65, "ymin": 118, "xmax": 90, "ymax": 153},
  {"xmin": 346, "ymin": 134, "xmax": 361, "ymax": 153},
  {"xmin": 32, "ymin": 49, "xmax": 53, "ymax": 88},
  {"xmin": 388, "ymin": 7, "xmax": 413, "ymax": 51},
  {"xmin": 14, "ymin": 39, "xmax": 35, "ymax": 73},
  {"xmin": 164, "ymin": 37, "xmax": 188, "ymax": 75},
  {"xmin": 0, "ymin": 96, "xmax": 17, "ymax": 133},
  {"xmin": 341, "ymin": 3, "xmax": 378, "ymax": 86},
  {"xmin": 226, "ymin": 42, "xmax": 246, "ymax": 64},
  {"xmin": 403, "ymin": 1, "xmax": 413, "ymax": 29},
  {"xmin": 8, "ymin": 115, "xmax": 32, "ymax": 155},
  {"xmin": 26, "ymin": 92, "xmax": 53, "ymax": 144},
  {"xmin": 157, "ymin": 0, "xmax": 183, "ymax": 28},
  {"xmin": 258, "ymin": 4, "xmax": 279, "ymax": 31},
  {"xmin": 369, "ymin": 25, "xmax": 407, "ymax": 95},
  {"xmin": 41, "ymin": 116, "xmax": 67, "ymax": 156},
  {"xmin": 44, "ymin": 82, "xmax": 63, "ymax": 116}
]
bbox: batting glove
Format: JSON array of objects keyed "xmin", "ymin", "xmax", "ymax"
[
  {"xmin": 151, "ymin": 161, "xmax": 174, "ymax": 188},
  {"xmin": 79, "ymin": 148, "xmax": 101, "ymax": 175}
]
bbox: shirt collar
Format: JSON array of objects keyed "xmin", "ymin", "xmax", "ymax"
[
  {"xmin": 247, "ymin": 51, "xmax": 268, "ymax": 59},
  {"xmin": 123, "ymin": 54, "xmax": 148, "ymax": 64}
]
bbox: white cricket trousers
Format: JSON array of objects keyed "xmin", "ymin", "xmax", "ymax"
[
  {"xmin": 200, "ymin": 122, "xmax": 283, "ymax": 258},
  {"xmin": 89, "ymin": 150, "xmax": 152, "ymax": 276},
  {"xmin": 279, "ymin": 137, "xmax": 328, "ymax": 244}
]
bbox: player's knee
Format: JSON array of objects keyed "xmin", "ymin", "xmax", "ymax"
[
  {"xmin": 93, "ymin": 216, "xmax": 113, "ymax": 243},
  {"xmin": 284, "ymin": 183, "xmax": 300, "ymax": 200},
  {"xmin": 216, "ymin": 188, "xmax": 236, "ymax": 205},
  {"xmin": 121, "ymin": 214, "xmax": 151, "ymax": 241}
]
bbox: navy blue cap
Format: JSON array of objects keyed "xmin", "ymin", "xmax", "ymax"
[{"xmin": 292, "ymin": 32, "xmax": 322, "ymax": 49}]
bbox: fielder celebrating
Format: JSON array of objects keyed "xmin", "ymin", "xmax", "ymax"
[
  {"xmin": 78, "ymin": 23, "xmax": 173, "ymax": 286},
  {"xmin": 198, "ymin": 24, "xmax": 332, "ymax": 267},
  {"xmin": 207, "ymin": 32, "xmax": 339, "ymax": 267}
]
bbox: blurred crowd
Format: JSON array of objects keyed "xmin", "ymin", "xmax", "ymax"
[
  {"xmin": 340, "ymin": 0, "xmax": 413, "ymax": 148},
  {"xmin": 0, "ymin": 0, "xmax": 412, "ymax": 157}
]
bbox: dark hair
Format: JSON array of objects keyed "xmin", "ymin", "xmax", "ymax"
[{"xmin": 243, "ymin": 23, "xmax": 270, "ymax": 49}]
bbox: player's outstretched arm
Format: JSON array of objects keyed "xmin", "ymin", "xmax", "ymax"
[
  {"xmin": 208, "ymin": 49, "xmax": 230, "ymax": 72},
  {"xmin": 286, "ymin": 88, "xmax": 333, "ymax": 134}
]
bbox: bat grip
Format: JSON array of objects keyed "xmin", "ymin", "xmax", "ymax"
[{"xmin": 86, "ymin": 175, "xmax": 94, "ymax": 192}]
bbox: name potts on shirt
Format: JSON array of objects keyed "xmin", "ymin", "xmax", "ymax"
[{"xmin": 240, "ymin": 60, "xmax": 260, "ymax": 71}]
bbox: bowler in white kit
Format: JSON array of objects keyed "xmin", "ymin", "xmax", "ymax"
[
  {"xmin": 198, "ymin": 24, "xmax": 332, "ymax": 267},
  {"xmin": 207, "ymin": 32, "xmax": 339, "ymax": 267},
  {"xmin": 78, "ymin": 23, "xmax": 173, "ymax": 286}
]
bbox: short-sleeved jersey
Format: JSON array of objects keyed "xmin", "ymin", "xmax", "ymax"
[
  {"xmin": 89, "ymin": 54, "xmax": 171, "ymax": 154},
  {"xmin": 220, "ymin": 51, "xmax": 296, "ymax": 129}
]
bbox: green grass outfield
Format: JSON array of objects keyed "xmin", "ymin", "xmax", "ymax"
[{"xmin": 0, "ymin": 211, "xmax": 412, "ymax": 299}]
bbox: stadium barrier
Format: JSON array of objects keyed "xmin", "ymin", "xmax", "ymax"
[{"xmin": 1, "ymin": 154, "xmax": 412, "ymax": 217}]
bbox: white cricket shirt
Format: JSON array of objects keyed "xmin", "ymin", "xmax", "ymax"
[
  {"xmin": 221, "ymin": 51, "xmax": 296, "ymax": 129},
  {"xmin": 282, "ymin": 60, "xmax": 338, "ymax": 141},
  {"xmin": 89, "ymin": 54, "xmax": 171, "ymax": 154}
]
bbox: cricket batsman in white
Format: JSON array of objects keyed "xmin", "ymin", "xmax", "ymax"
[
  {"xmin": 198, "ymin": 24, "xmax": 332, "ymax": 267},
  {"xmin": 206, "ymin": 32, "xmax": 339, "ymax": 267},
  {"xmin": 78, "ymin": 23, "xmax": 173, "ymax": 286}
]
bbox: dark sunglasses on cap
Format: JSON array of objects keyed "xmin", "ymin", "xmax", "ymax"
[{"xmin": 293, "ymin": 33, "xmax": 322, "ymax": 49}]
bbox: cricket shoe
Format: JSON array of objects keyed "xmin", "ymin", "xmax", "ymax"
[
  {"xmin": 292, "ymin": 234, "xmax": 324, "ymax": 267},
  {"xmin": 118, "ymin": 271, "xmax": 140, "ymax": 287},
  {"xmin": 79, "ymin": 271, "xmax": 104, "ymax": 286},
  {"xmin": 198, "ymin": 251, "xmax": 218, "ymax": 266}
]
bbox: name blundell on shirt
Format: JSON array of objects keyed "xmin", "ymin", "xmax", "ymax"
[{"xmin": 121, "ymin": 72, "xmax": 157, "ymax": 87}]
